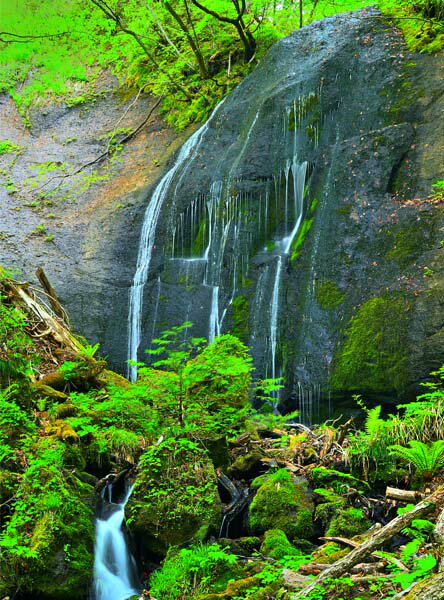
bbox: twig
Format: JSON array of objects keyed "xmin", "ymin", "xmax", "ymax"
[{"xmin": 33, "ymin": 96, "xmax": 162, "ymax": 196}]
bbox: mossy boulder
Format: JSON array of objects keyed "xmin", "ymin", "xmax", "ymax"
[
  {"xmin": 228, "ymin": 450, "xmax": 265, "ymax": 479},
  {"xmin": 260, "ymin": 529, "xmax": 300, "ymax": 560},
  {"xmin": 0, "ymin": 461, "xmax": 95, "ymax": 599},
  {"xmin": 325, "ymin": 507, "xmax": 372, "ymax": 538},
  {"xmin": 249, "ymin": 470, "xmax": 314, "ymax": 540},
  {"xmin": 220, "ymin": 536, "xmax": 261, "ymax": 555},
  {"xmin": 128, "ymin": 436, "xmax": 221, "ymax": 556}
]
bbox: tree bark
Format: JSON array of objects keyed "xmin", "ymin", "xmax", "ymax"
[
  {"xmin": 164, "ymin": 1, "xmax": 209, "ymax": 78},
  {"xmin": 434, "ymin": 506, "xmax": 444, "ymax": 571},
  {"xmin": 403, "ymin": 574, "xmax": 444, "ymax": 600}
]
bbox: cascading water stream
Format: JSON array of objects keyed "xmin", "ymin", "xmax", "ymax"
[
  {"xmin": 93, "ymin": 484, "xmax": 138, "ymax": 600},
  {"xmin": 128, "ymin": 84, "xmax": 320, "ymax": 415},
  {"xmin": 127, "ymin": 100, "xmax": 226, "ymax": 382},
  {"xmin": 268, "ymin": 160, "xmax": 308, "ymax": 396}
]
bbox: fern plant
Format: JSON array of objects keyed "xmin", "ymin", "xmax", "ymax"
[{"xmin": 389, "ymin": 440, "xmax": 444, "ymax": 480}]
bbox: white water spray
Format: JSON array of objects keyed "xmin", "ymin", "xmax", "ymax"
[
  {"xmin": 127, "ymin": 100, "xmax": 226, "ymax": 381},
  {"xmin": 93, "ymin": 486, "xmax": 137, "ymax": 600}
]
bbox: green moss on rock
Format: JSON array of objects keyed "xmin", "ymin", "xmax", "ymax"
[
  {"xmin": 331, "ymin": 292, "xmax": 412, "ymax": 394},
  {"xmin": 260, "ymin": 529, "xmax": 300, "ymax": 560},
  {"xmin": 386, "ymin": 216, "xmax": 437, "ymax": 268},
  {"xmin": 128, "ymin": 437, "xmax": 221, "ymax": 556},
  {"xmin": 249, "ymin": 469, "xmax": 314, "ymax": 540},
  {"xmin": 230, "ymin": 295, "xmax": 250, "ymax": 343},
  {"xmin": 315, "ymin": 280, "xmax": 346, "ymax": 310},
  {"xmin": 325, "ymin": 507, "xmax": 371, "ymax": 538}
]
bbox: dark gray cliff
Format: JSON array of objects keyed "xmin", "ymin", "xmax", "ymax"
[
  {"xmin": 1, "ymin": 11, "xmax": 443, "ymax": 417},
  {"xmin": 124, "ymin": 9, "xmax": 444, "ymax": 417}
]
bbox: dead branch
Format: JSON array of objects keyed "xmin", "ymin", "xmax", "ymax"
[
  {"xmin": 292, "ymin": 491, "xmax": 442, "ymax": 598},
  {"xmin": 386, "ymin": 487, "xmax": 425, "ymax": 503},
  {"xmin": 34, "ymin": 96, "xmax": 162, "ymax": 196},
  {"xmin": 36, "ymin": 266, "xmax": 68, "ymax": 323}
]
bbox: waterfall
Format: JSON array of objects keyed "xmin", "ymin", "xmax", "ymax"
[
  {"xmin": 270, "ymin": 256, "xmax": 282, "ymax": 385},
  {"xmin": 93, "ymin": 485, "xmax": 138, "ymax": 600},
  {"xmin": 268, "ymin": 160, "xmax": 308, "ymax": 395},
  {"xmin": 127, "ymin": 85, "xmax": 319, "ymax": 411},
  {"xmin": 127, "ymin": 99, "xmax": 226, "ymax": 382}
]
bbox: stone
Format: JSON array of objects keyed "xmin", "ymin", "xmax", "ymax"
[{"xmin": 249, "ymin": 469, "xmax": 314, "ymax": 541}]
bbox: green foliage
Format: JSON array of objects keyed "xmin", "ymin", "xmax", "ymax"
[
  {"xmin": 0, "ymin": 140, "xmax": 21, "ymax": 155},
  {"xmin": 348, "ymin": 372, "xmax": 444, "ymax": 483},
  {"xmin": 0, "ymin": 0, "xmax": 406, "ymax": 132},
  {"xmin": 389, "ymin": 440, "xmax": 444, "ymax": 480},
  {"xmin": 379, "ymin": 0, "xmax": 444, "ymax": 54},
  {"xmin": 148, "ymin": 543, "xmax": 238, "ymax": 600},
  {"xmin": 184, "ymin": 334, "xmax": 252, "ymax": 410},
  {"xmin": 0, "ymin": 295, "xmax": 38, "ymax": 380},
  {"xmin": 141, "ymin": 327, "xmax": 252, "ymax": 434}
]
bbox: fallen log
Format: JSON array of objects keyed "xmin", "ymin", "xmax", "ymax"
[
  {"xmin": 3, "ymin": 278, "xmax": 82, "ymax": 354},
  {"xmin": 36, "ymin": 266, "xmax": 68, "ymax": 324},
  {"xmin": 386, "ymin": 487, "xmax": 425, "ymax": 503},
  {"xmin": 291, "ymin": 490, "xmax": 442, "ymax": 599}
]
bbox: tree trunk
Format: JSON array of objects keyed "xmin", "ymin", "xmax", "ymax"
[{"xmin": 164, "ymin": 1, "xmax": 209, "ymax": 78}]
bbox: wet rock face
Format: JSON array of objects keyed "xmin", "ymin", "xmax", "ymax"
[
  {"xmin": 2, "ymin": 11, "xmax": 444, "ymax": 413},
  {"xmin": 130, "ymin": 9, "xmax": 444, "ymax": 414}
]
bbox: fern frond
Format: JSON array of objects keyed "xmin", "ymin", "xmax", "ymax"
[{"xmin": 389, "ymin": 440, "xmax": 444, "ymax": 479}]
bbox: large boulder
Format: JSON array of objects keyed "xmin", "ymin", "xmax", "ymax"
[
  {"xmin": 249, "ymin": 469, "xmax": 314, "ymax": 541},
  {"xmin": 128, "ymin": 437, "xmax": 221, "ymax": 558}
]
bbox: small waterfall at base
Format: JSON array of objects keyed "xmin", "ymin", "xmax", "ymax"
[{"xmin": 93, "ymin": 485, "xmax": 138, "ymax": 600}]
